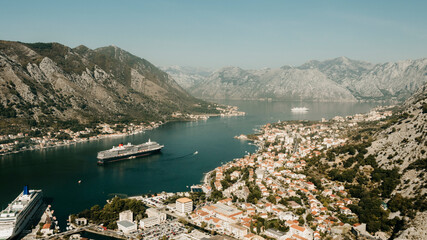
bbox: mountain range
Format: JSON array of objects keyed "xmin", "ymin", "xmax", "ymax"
[
  {"xmin": 0, "ymin": 41, "xmax": 216, "ymax": 133},
  {"xmin": 163, "ymin": 57, "xmax": 427, "ymax": 102}
]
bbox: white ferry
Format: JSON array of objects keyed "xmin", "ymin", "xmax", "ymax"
[
  {"xmin": 291, "ymin": 107, "xmax": 309, "ymax": 112},
  {"xmin": 0, "ymin": 187, "xmax": 43, "ymax": 240}
]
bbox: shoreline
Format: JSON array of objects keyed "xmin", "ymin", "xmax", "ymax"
[
  {"xmin": 52, "ymin": 104, "xmax": 398, "ymax": 239},
  {"xmin": 0, "ymin": 127, "xmax": 154, "ymax": 157},
  {"xmin": 0, "ymin": 108, "xmax": 246, "ymax": 157}
]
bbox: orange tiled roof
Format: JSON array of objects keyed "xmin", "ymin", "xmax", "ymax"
[{"xmin": 290, "ymin": 224, "xmax": 305, "ymax": 232}]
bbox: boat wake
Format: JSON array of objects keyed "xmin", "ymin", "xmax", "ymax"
[{"xmin": 163, "ymin": 152, "xmax": 198, "ymax": 161}]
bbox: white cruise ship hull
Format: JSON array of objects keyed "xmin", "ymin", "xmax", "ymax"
[
  {"xmin": 0, "ymin": 228, "xmax": 13, "ymax": 240},
  {"xmin": 0, "ymin": 189, "xmax": 43, "ymax": 240}
]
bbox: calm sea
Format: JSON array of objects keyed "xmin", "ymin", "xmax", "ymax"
[{"xmin": 0, "ymin": 100, "xmax": 382, "ymax": 228}]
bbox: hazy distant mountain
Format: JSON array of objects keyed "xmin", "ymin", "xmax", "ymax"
[
  {"xmin": 0, "ymin": 41, "xmax": 216, "ymax": 132},
  {"xmin": 346, "ymin": 59, "xmax": 427, "ymax": 101},
  {"xmin": 160, "ymin": 66, "xmax": 212, "ymax": 89},
  {"xmin": 171, "ymin": 57, "xmax": 427, "ymax": 102},
  {"xmin": 187, "ymin": 66, "xmax": 356, "ymax": 101},
  {"xmin": 297, "ymin": 56, "xmax": 375, "ymax": 84}
]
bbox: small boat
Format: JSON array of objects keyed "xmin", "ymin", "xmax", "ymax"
[
  {"xmin": 194, "ymin": 151, "xmax": 199, "ymax": 155},
  {"xmin": 78, "ymin": 180, "xmax": 82, "ymax": 184}
]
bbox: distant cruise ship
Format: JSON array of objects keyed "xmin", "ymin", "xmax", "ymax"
[
  {"xmin": 97, "ymin": 139, "xmax": 164, "ymax": 164},
  {"xmin": 291, "ymin": 107, "xmax": 309, "ymax": 112},
  {"xmin": 0, "ymin": 187, "xmax": 43, "ymax": 240}
]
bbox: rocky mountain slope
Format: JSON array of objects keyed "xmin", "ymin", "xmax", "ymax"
[
  {"xmin": 308, "ymin": 83, "xmax": 427, "ymax": 238},
  {"xmin": 322, "ymin": 82, "xmax": 427, "ymax": 238},
  {"xmin": 168, "ymin": 57, "xmax": 427, "ymax": 102},
  {"xmin": 368, "ymin": 83, "xmax": 427, "ymax": 239},
  {"xmin": 368, "ymin": 83, "xmax": 427, "ymax": 198},
  {"xmin": 190, "ymin": 66, "xmax": 358, "ymax": 101},
  {"xmin": 160, "ymin": 65, "xmax": 212, "ymax": 89},
  {"xmin": 0, "ymin": 41, "xmax": 216, "ymax": 133}
]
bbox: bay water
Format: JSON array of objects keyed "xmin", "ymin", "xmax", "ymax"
[{"xmin": 0, "ymin": 100, "xmax": 382, "ymax": 228}]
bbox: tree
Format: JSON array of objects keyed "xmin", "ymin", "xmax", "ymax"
[
  {"xmin": 298, "ymin": 216, "xmax": 305, "ymax": 225},
  {"xmin": 306, "ymin": 213, "xmax": 313, "ymax": 222},
  {"xmin": 296, "ymin": 208, "xmax": 305, "ymax": 215},
  {"xmin": 267, "ymin": 195, "xmax": 277, "ymax": 204},
  {"xmin": 178, "ymin": 217, "xmax": 188, "ymax": 225}
]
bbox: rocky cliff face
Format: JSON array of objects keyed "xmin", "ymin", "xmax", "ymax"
[
  {"xmin": 367, "ymin": 83, "xmax": 427, "ymax": 239},
  {"xmin": 0, "ymin": 41, "xmax": 215, "ymax": 131},
  {"xmin": 160, "ymin": 66, "xmax": 211, "ymax": 89},
  {"xmin": 368, "ymin": 83, "xmax": 427, "ymax": 198},
  {"xmin": 168, "ymin": 57, "xmax": 427, "ymax": 102},
  {"xmin": 346, "ymin": 59, "xmax": 427, "ymax": 101}
]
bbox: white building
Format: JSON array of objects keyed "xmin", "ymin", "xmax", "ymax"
[
  {"xmin": 119, "ymin": 210, "xmax": 133, "ymax": 221},
  {"xmin": 228, "ymin": 223, "xmax": 248, "ymax": 238},
  {"xmin": 146, "ymin": 208, "xmax": 167, "ymax": 221},
  {"xmin": 278, "ymin": 211, "xmax": 298, "ymax": 221},
  {"xmin": 75, "ymin": 217, "xmax": 87, "ymax": 225},
  {"xmin": 117, "ymin": 220, "xmax": 137, "ymax": 234},
  {"xmin": 140, "ymin": 208, "xmax": 167, "ymax": 228},
  {"xmin": 255, "ymin": 169, "xmax": 265, "ymax": 179},
  {"xmin": 176, "ymin": 198, "xmax": 193, "ymax": 214},
  {"xmin": 117, "ymin": 210, "xmax": 137, "ymax": 234},
  {"xmin": 284, "ymin": 225, "xmax": 313, "ymax": 240},
  {"xmin": 264, "ymin": 229, "xmax": 285, "ymax": 239},
  {"xmin": 139, "ymin": 216, "xmax": 160, "ymax": 229}
]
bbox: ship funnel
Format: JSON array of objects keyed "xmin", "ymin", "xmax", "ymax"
[{"xmin": 23, "ymin": 185, "xmax": 29, "ymax": 195}]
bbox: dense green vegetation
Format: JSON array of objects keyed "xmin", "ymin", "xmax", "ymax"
[
  {"xmin": 75, "ymin": 197, "xmax": 146, "ymax": 229},
  {"xmin": 406, "ymin": 158, "xmax": 427, "ymax": 171},
  {"xmin": 250, "ymin": 217, "xmax": 289, "ymax": 235},
  {"xmin": 0, "ymin": 105, "xmax": 17, "ymax": 118},
  {"xmin": 246, "ymin": 182, "xmax": 262, "ymax": 204},
  {"xmin": 422, "ymin": 103, "xmax": 427, "ymax": 113},
  {"xmin": 220, "ymin": 166, "xmax": 240, "ymax": 189},
  {"xmin": 303, "ymin": 120, "xmax": 412, "ymax": 234}
]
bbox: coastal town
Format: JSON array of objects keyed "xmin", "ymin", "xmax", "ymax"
[
  {"xmin": 0, "ymin": 105, "xmax": 244, "ymax": 156},
  {"xmin": 2, "ymin": 1, "xmax": 427, "ymax": 238},
  {"xmin": 22, "ymin": 107, "xmax": 395, "ymax": 240}
]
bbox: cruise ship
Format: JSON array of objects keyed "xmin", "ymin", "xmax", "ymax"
[
  {"xmin": 97, "ymin": 139, "xmax": 164, "ymax": 164},
  {"xmin": 291, "ymin": 107, "xmax": 309, "ymax": 112},
  {"xmin": 0, "ymin": 187, "xmax": 43, "ymax": 240}
]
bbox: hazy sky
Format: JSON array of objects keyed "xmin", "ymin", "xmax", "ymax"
[{"xmin": 1, "ymin": 0, "xmax": 426, "ymax": 68}]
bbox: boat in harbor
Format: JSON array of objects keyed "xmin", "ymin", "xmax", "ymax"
[
  {"xmin": 0, "ymin": 186, "xmax": 43, "ymax": 240},
  {"xmin": 97, "ymin": 139, "xmax": 164, "ymax": 165},
  {"xmin": 291, "ymin": 107, "xmax": 309, "ymax": 112}
]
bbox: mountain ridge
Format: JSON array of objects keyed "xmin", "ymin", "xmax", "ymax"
[
  {"xmin": 0, "ymin": 40, "xmax": 217, "ymax": 134},
  {"xmin": 163, "ymin": 57, "xmax": 427, "ymax": 102}
]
